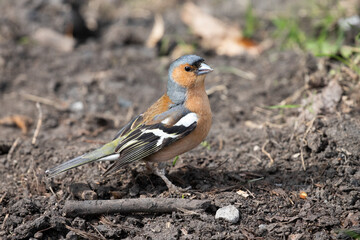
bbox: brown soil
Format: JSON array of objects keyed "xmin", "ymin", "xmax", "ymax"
[{"xmin": 1, "ymin": 1, "xmax": 359, "ymax": 239}]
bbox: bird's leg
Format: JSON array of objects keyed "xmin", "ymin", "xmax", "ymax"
[{"xmin": 145, "ymin": 162, "xmax": 188, "ymax": 193}]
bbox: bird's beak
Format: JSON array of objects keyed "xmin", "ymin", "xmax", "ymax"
[{"xmin": 197, "ymin": 62, "xmax": 213, "ymax": 75}]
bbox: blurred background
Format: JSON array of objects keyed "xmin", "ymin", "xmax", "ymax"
[{"xmin": 1, "ymin": 0, "xmax": 360, "ymax": 239}]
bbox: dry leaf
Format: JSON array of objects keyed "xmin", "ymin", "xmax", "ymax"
[
  {"xmin": 0, "ymin": 115, "xmax": 33, "ymax": 134},
  {"xmin": 32, "ymin": 28, "xmax": 75, "ymax": 53},
  {"xmin": 299, "ymin": 191, "xmax": 308, "ymax": 199},
  {"xmin": 181, "ymin": 2, "xmax": 261, "ymax": 56},
  {"xmin": 245, "ymin": 121, "xmax": 263, "ymax": 129},
  {"xmin": 289, "ymin": 233, "xmax": 303, "ymax": 240},
  {"xmin": 146, "ymin": 14, "xmax": 164, "ymax": 48},
  {"xmin": 236, "ymin": 190, "xmax": 250, "ymax": 198}
]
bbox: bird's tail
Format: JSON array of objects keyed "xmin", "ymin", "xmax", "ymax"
[{"xmin": 45, "ymin": 139, "xmax": 120, "ymax": 177}]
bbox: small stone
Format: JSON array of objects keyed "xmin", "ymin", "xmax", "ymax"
[
  {"xmin": 70, "ymin": 101, "xmax": 84, "ymax": 112},
  {"xmin": 34, "ymin": 231, "xmax": 43, "ymax": 239},
  {"xmin": 215, "ymin": 205, "xmax": 240, "ymax": 223},
  {"xmin": 66, "ymin": 231, "xmax": 77, "ymax": 240},
  {"xmin": 258, "ymin": 224, "xmax": 268, "ymax": 235},
  {"xmin": 129, "ymin": 184, "xmax": 139, "ymax": 197},
  {"xmin": 117, "ymin": 97, "xmax": 132, "ymax": 108}
]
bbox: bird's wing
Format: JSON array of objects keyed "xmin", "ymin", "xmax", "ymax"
[
  {"xmin": 112, "ymin": 114, "xmax": 144, "ymax": 140},
  {"xmin": 103, "ymin": 106, "xmax": 198, "ymax": 175},
  {"xmin": 45, "ymin": 106, "xmax": 197, "ymax": 177}
]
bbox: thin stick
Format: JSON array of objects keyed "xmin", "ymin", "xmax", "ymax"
[
  {"xmin": 7, "ymin": 137, "xmax": 20, "ymax": 162},
  {"xmin": 65, "ymin": 225, "xmax": 101, "ymax": 240},
  {"xmin": 0, "ymin": 192, "xmax": 7, "ymax": 204},
  {"xmin": 21, "ymin": 93, "xmax": 68, "ymax": 110},
  {"xmin": 2, "ymin": 214, "xmax": 9, "ymax": 230},
  {"xmin": 300, "ymin": 146, "xmax": 306, "ymax": 171},
  {"xmin": 261, "ymin": 140, "xmax": 274, "ymax": 166},
  {"xmin": 206, "ymin": 85, "xmax": 227, "ymax": 95},
  {"xmin": 64, "ymin": 198, "xmax": 211, "ymax": 217},
  {"xmin": 90, "ymin": 224, "xmax": 106, "ymax": 240},
  {"xmin": 32, "ymin": 102, "xmax": 42, "ymax": 145},
  {"xmin": 299, "ymin": 117, "xmax": 316, "ymax": 171}
]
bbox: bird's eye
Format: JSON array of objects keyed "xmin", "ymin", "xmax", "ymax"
[{"xmin": 184, "ymin": 66, "xmax": 191, "ymax": 72}]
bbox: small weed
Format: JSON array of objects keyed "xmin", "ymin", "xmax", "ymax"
[
  {"xmin": 172, "ymin": 156, "xmax": 179, "ymax": 167},
  {"xmin": 18, "ymin": 36, "xmax": 31, "ymax": 45},
  {"xmin": 272, "ymin": 17, "xmax": 306, "ymax": 49},
  {"xmin": 200, "ymin": 141, "xmax": 211, "ymax": 150},
  {"xmin": 272, "ymin": 2, "xmax": 360, "ymax": 76},
  {"xmin": 244, "ymin": 3, "xmax": 257, "ymax": 38},
  {"xmin": 338, "ymin": 229, "xmax": 360, "ymax": 239},
  {"xmin": 267, "ymin": 104, "xmax": 301, "ymax": 109}
]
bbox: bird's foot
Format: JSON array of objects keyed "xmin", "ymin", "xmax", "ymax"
[{"xmin": 147, "ymin": 162, "xmax": 190, "ymax": 193}]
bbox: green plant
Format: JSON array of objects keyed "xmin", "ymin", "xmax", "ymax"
[
  {"xmin": 267, "ymin": 104, "xmax": 301, "ymax": 109},
  {"xmin": 200, "ymin": 141, "xmax": 211, "ymax": 150},
  {"xmin": 272, "ymin": 17, "xmax": 306, "ymax": 49},
  {"xmin": 172, "ymin": 155, "xmax": 179, "ymax": 167},
  {"xmin": 272, "ymin": 1, "xmax": 360, "ymax": 76},
  {"xmin": 339, "ymin": 229, "xmax": 360, "ymax": 239},
  {"xmin": 244, "ymin": 3, "xmax": 257, "ymax": 38}
]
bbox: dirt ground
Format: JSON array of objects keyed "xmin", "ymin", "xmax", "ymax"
[{"xmin": 1, "ymin": 1, "xmax": 360, "ymax": 239}]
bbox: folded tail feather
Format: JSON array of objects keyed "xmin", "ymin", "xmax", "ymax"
[{"xmin": 45, "ymin": 139, "xmax": 120, "ymax": 176}]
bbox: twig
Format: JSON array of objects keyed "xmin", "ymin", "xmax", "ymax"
[
  {"xmin": 7, "ymin": 137, "xmax": 20, "ymax": 162},
  {"xmin": 300, "ymin": 146, "xmax": 306, "ymax": 171},
  {"xmin": 65, "ymin": 225, "xmax": 101, "ymax": 240},
  {"xmin": 303, "ymin": 117, "xmax": 316, "ymax": 141},
  {"xmin": 48, "ymin": 186, "xmax": 57, "ymax": 197},
  {"xmin": 279, "ymin": 86, "xmax": 305, "ymax": 105},
  {"xmin": 0, "ymin": 192, "xmax": 7, "ymax": 204},
  {"xmin": 206, "ymin": 85, "xmax": 227, "ymax": 95},
  {"xmin": 90, "ymin": 224, "xmax": 107, "ymax": 240},
  {"xmin": 247, "ymin": 177, "xmax": 264, "ymax": 183},
  {"xmin": 299, "ymin": 117, "xmax": 316, "ymax": 171},
  {"xmin": 32, "ymin": 102, "xmax": 43, "ymax": 145},
  {"xmin": 64, "ymin": 198, "xmax": 211, "ymax": 217},
  {"xmin": 246, "ymin": 153, "xmax": 262, "ymax": 163},
  {"xmin": 21, "ymin": 92, "xmax": 68, "ymax": 110},
  {"xmin": 244, "ymin": 188, "xmax": 256, "ymax": 198},
  {"xmin": 217, "ymin": 136, "xmax": 223, "ymax": 150},
  {"xmin": 218, "ymin": 66, "xmax": 256, "ymax": 80},
  {"xmin": 177, "ymin": 207, "xmax": 201, "ymax": 216},
  {"xmin": 261, "ymin": 140, "xmax": 274, "ymax": 166},
  {"xmin": 2, "ymin": 213, "xmax": 9, "ymax": 230},
  {"xmin": 99, "ymin": 216, "xmax": 135, "ymax": 231}
]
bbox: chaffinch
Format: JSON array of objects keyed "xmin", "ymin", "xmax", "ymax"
[{"xmin": 46, "ymin": 55, "xmax": 213, "ymax": 192}]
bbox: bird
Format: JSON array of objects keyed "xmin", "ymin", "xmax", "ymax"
[{"xmin": 46, "ymin": 55, "xmax": 213, "ymax": 192}]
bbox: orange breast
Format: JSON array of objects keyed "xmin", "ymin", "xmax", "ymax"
[{"xmin": 145, "ymin": 76, "xmax": 212, "ymax": 162}]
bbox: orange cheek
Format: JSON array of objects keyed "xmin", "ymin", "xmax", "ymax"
[{"xmin": 172, "ymin": 64, "xmax": 197, "ymax": 87}]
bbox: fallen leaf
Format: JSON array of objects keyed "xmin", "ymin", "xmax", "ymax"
[
  {"xmin": 32, "ymin": 28, "xmax": 75, "ymax": 53},
  {"xmin": 289, "ymin": 233, "xmax": 303, "ymax": 240},
  {"xmin": 236, "ymin": 190, "xmax": 250, "ymax": 198},
  {"xmin": 181, "ymin": 2, "xmax": 262, "ymax": 56},
  {"xmin": 245, "ymin": 121, "xmax": 263, "ymax": 129},
  {"xmin": 146, "ymin": 14, "xmax": 164, "ymax": 48},
  {"xmin": 299, "ymin": 191, "xmax": 307, "ymax": 199},
  {"xmin": 0, "ymin": 115, "xmax": 33, "ymax": 134}
]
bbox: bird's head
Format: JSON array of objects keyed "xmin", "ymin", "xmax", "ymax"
[{"xmin": 167, "ymin": 55, "xmax": 213, "ymax": 104}]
